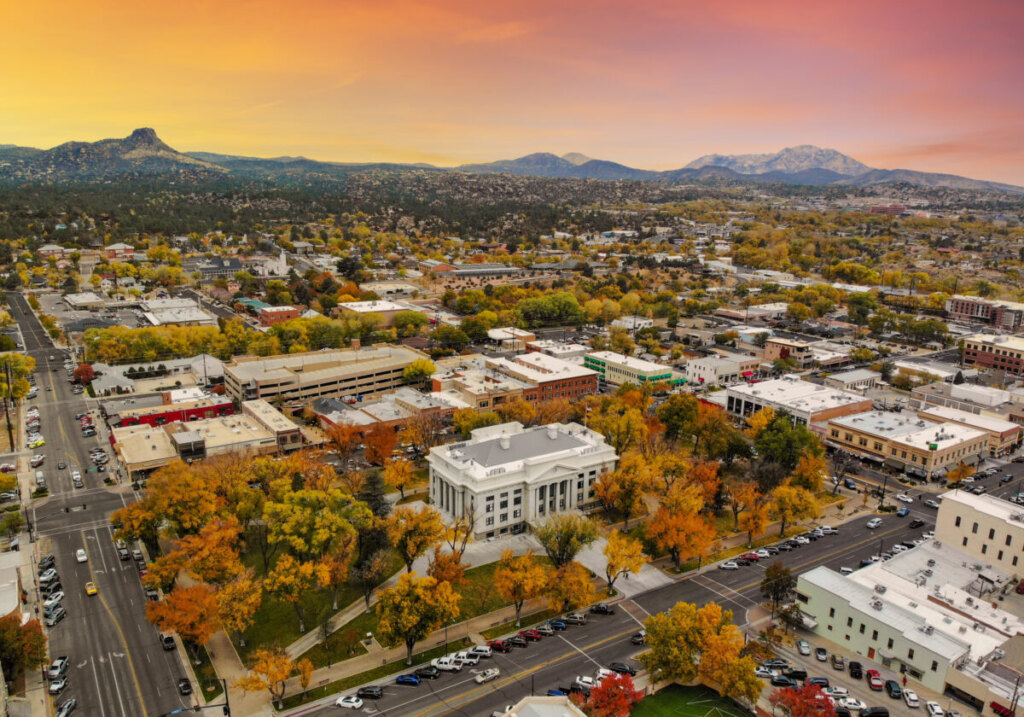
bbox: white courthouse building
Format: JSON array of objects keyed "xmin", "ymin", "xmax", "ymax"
[{"xmin": 427, "ymin": 422, "xmax": 618, "ymax": 539}]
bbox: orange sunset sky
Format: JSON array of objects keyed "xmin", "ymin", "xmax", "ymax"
[{"xmin": 3, "ymin": 0, "xmax": 1024, "ymax": 183}]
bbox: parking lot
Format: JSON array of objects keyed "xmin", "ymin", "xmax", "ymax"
[{"xmin": 37, "ymin": 293, "xmax": 144, "ymax": 332}]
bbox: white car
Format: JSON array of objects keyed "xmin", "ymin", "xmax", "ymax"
[
  {"xmin": 755, "ymin": 666, "xmax": 774, "ymax": 678},
  {"xmin": 755, "ymin": 549, "xmax": 771, "ymax": 559},
  {"xmin": 926, "ymin": 702, "xmax": 944, "ymax": 717},
  {"xmin": 475, "ymin": 667, "xmax": 500, "ymax": 684},
  {"xmin": 839, "ymin": 567, "xmax": 854, "ymax": 575},
  {"xmin": 796, "ymin": 639, "xmax": 811, "ymax": 655},
  {"xmin": 793, "ymin": 535, "xmax": 810, "ymax": 545},
  {"xmin": 43, "ymin": 591, "xmax": 65, "ymax": 609},
  {"xmin": 961, "ymin": 476, "xmax": 975, "ymax": 484},
  {"xmin": 923, "ymin": 531, "xmax": 935, "ymax": 540},
  {"xmin": 335, "ymin": 695, "xmax": 363, "ymax": 709},
  {"xmin": 575, "ymin": 675, "xmax": 597, "ymax": 689},
  {"xmin": 866, "ymin": 518, "xmax": 882, "ymax": 529},
  {"xmin": 891, "ymin": 544, "xmax": 909, "ymax": 553},
  {"xmin": 826, "ymin": 686, "xmax": 849, "ymax": 698},
  {"xmin": 841, "ymin": 698, "xmax": 868, "ymax": 711},
  {"xmin": 896, "ymin": 494, "xmax": 913, "ymax": 503},
  {"xmin": 904, "ymin": 689, "xmax": 920, "ymax": 708},
  {"xmin": 719, "ymin": 561, "xmax": 739, "ymax": 570},
  {"xmin": 75, "ymin": 549, "xmax": 87, "ymax": 563}
]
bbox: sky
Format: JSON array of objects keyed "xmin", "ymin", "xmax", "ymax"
[{"xmin": 3, "ymin": 0, "xmax": 1024, "ymax": 184}]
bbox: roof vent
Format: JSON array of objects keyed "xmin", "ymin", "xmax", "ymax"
[
  {"xmin": 870, "ymin": 599, "xmax": 883, "ymax": 611},
  {"xmin": 499, "ymin": 436, "xmax": 510, "ymax": 450},
  {"xmin": 547, "ymin": 426, "xmax": 558, "ymax": 440},
  {"xmin": 875, "ymin": 584, "xmax": 887, "ymax": 594}
]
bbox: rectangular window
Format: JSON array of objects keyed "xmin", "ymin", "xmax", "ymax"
[
  {"xmin": 485, "ymin": 504, "xmax": 494, "ymax": 513},
  {"xmin": 931, "ymin": 661, "xmax": 938, "ymax": 671},
  {"xmin": 990, "ymin": 528, "xmax": 996, "ymax": 540},
  {"xmin": 963, "ymin": 537, "xmax": 969, "ymax": 547},
  {"xmin": 1014, "ymin": 556, "xmax": 1019, "ymax": 567},
  {"xmin": 872, "ymin": 630, "xmax": 878, "ymax": 641},
  {"xmin": 955, "ymin": 516, "xmax": 962, "ymax": 527},
  {"xmin": 982, "ymin": 544, "xmax": 988, "ymax": 555},
  {"xmin": 859, "ymin": 624, "xmax": 865, "ymax": 634},
  {"xmin": 972, "ymin": 522, "xmax": 979, "ymax": 534},
  {"xmin": 998, "ymin": 550, "xmax": 1004, "ymax": 561},
  {"xmin": 513, "ymin": 509, "xmax": 521, "ymax": 519},
  {"xmin": 500, "ymin": 513, "xmax": 507, "ymax": 523},
  {"xmin": 1007, "ymin": 535, "xmax": 1012, "ymax": 547},
  {"xmin": 485, "ymin": 517, "xmax": 494, "ymax": 526},
  {"xmin": 829, "ymin": 608, "xmax": 835, "ymax": 618},
  {"xmin": 847, "ymin": 617, "xmax": 853, "ymax": 627},
  {"xmin": 887, "ymin": 638, "xmax": 894, "ymax": 649},
  {"xmin": 908, "ymin": 648, "xmax": 915, "ymax": 659}
]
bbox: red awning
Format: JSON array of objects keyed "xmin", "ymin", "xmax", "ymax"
[{"xmin": 742, "ymin": 371, "xmax": 754, "ymax": 377}]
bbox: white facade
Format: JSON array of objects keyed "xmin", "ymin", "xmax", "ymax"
[
  {"xmin": 723, "ymin": 375, "xmax": 871, "ymax": 425},
  {"xmin": 935, "ymin": 491, "xmax": 1024, "ymax": 574},
  {"xmin": 684, "ymin": 356, "xmax": 743, "ymax": 387},
  {"xmin": 427, "ymin": 422, "xmax": 618, "ymax": 538}
]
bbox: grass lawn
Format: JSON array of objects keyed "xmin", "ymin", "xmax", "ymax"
[
  {"xmin": 279, "ymin": 638, "xmax": 472, "ymax": 711},
  {"xmin": 299, "ymin": 558, "xmax": 541, "ymax": 665},
  {"xmin": 632, "ymin": 684, "xmax": 750, "ymax": 717},
  {"xmin": 235, "ymin": 546, "xmax": 403, "ymax": 664},
  {"xmin": 186, "ymin": 643, "xmax": 224, "ymax": 702}
]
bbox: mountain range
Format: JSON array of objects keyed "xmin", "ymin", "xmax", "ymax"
[{"xmin": 0, "ymin": 129, "xmax": 1020, "ymax": 194}]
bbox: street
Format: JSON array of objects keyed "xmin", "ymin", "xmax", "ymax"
[
  {"xmin": 9, "ymin": 292, "xmax": 192, "ymax": 717},
  {"xmin": 296, "ymin": 513, "xmax": 935, "ymax": 716}
]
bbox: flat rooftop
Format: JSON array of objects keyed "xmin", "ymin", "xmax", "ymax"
[
  {"xmin": 336, "ymin": 300, "xmax": 409, "ymax": 313},
  {"xmin": 897, "ymin": 421, "xmax": 986, "ymax": 452},
  {"xmin": 242, "ymin": 399, "xmax": 296, "ymax": 433},
  {"xmin": 226, "ymin": 345, "xmax": 424, "ymax": 383},
  {"xmin": 487, "ymin": 354, "xmax": 595, "ymax": 382},
  {"xmin": 917, "ymin": 404, "xmax": 1020, "ymax": 434},
  {"xmin": 966, "ymin": 333, "xmax": 1024, "ymax": 351},
  {"xmin": 727, "ymin": 376, "xmax": 868, "ymax": 413},
  {"xmin": 940, "ymin": 490, "xmax": 1024, "ymax": 528},
  {"xmin": 827, "ymin": 368, "xmax": 881, "ymax": 382},
  {"xmin": 586, "ymin": 351, "xmax": 668, "ymax": 374},
  {"xmin": 144, "ymin": 308, "xmax": 215, "ymax": 325},
  {"xmin": 831, "ymin": 410, "xmax": 936, "ymax": 438}
]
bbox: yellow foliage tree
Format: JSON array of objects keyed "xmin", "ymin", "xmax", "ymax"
[
  {"xmin": 382, "ymin": 459, "xmax": 416, "ymax": 499},
  {"xmin": 745, "ymin": 407, "xmax": 776, "ymax": 439},
  {"xmin": 770, "ymin": 484, "xmax": 818, "ymax": 536},
  {"xmin": 544, "ymin": 561, "xmax": 596, "ymax": 612},
  {"xmin": 603, "ymin": 530, "xmax": 647, "ymax": 591},
  {"xmin": 385, "ymin": 505, "xmax": 444, "ymax": 573},
  {"xmin": 236, "ymin": 647, "xmax": 294, "ymax": 709},
  {"xmin": 216, "ymin": 570, "xmax": 263, "ymax": 647},
  {"xmin": 493, "ymin": 550, "xmax": 552, "ymax": 626},
  {"xmin": 790, "ymin": 453, "xmax": 827, "ymax": 493},
  {"xmin": 375, "ymin": 573, "xmax": 460, "ymax": 665}
]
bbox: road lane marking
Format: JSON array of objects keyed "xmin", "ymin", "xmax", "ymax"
[
  {"xmin": 80, "ymin": 529, "xmax": 149, "ymax": 717},
  {"xmin": 106, "ymin": 650, "xmax": 129, "ymax": 717},
  {"xmin": 89, "ymin": 654, "xmax": 109, "ymax": 717},
  {"xmin": 558, "ymin": 634, "xmax": 602, "ymax": 669}
]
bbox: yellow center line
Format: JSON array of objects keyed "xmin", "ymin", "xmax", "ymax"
[
  {"xmin": 410, "ymin": 522, "xmax": 914, "ymax": 715},
  {"xmin": 79, "ymin": 528, "xmax": 150, "ymax": 717}
]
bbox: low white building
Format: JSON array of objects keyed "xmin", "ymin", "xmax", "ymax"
[
  {"xmin": 427, "ymin": 422, "xmax": 618, "ymax": 539},
  {"xmin": 684, "ymin": 356, "xmax": 744, "ymax": 387},
  {"xmin": 823, "ymin": 368, "xmax": 881, "ymax": 391},
  {"xmin": 610, "ymin": 316, "xmax": 654, "ymax": 332},
  {"xmin": 723, "ymin": 375, "xmax": 872, "ymax": 426}
]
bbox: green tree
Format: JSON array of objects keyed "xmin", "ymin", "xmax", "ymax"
[
  {"xmin": 755, "ymin": 411, "xmax": 823, "ymax": 472},
  {"xmin": 532, "ymin": 513, "xmax": 598, "ymax": 568},
  {"xmin": 760, "ymin": 562, "xmax": 796, "ymax": 619},
  {"xmin": 393, "ymin": 311, "xmax": 430, "ymax": 338}
]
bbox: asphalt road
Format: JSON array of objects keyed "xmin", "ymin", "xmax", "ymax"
[
  {"xmin": 10, "ymin": 292, "xmax": 192, "ymax": 717},
  {"xmin": 298, "ymin": 513, "xmax": 936, "ymax": 717}
]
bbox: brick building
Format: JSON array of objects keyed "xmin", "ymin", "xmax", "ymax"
[{"xmin": 962, "ymin": 334, "xmax": 1024, "ymax": 376}]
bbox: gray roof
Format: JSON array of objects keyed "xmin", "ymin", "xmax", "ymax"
[{"xmin": 459, "ymin": 429, "xmax": 585, "ymax": 468}]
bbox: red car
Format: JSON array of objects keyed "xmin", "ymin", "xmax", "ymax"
[
  {"xmin": 866, "ymin": 670, "xmax": 884, "ymax": 690},
  {"xmin": 487, "ymin": 639, "xmax": 512, "ymax": 653},
  {"xmin": 739, "ymin": 552, "xmax": 760, "ymax": 561},
  {"xmin": 1016, "ymin": 583, "xmax": 1024, "ymax": 595},
  {"xmin": 519, "ymin": 629, "xmax": 542, "ymax": 641}
]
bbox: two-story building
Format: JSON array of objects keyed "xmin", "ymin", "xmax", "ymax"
[{"xmin": 428, "ymin": 422, "xmax": 618, "ymax": 539}]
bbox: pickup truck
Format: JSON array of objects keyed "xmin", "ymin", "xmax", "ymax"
[
  {"xmin": 430, "ymin": 656, "xmax": 462, "ymax": 672},
  {"xmin": 475, "ymin": 667, "xmax": 500, "ymax": 684}
]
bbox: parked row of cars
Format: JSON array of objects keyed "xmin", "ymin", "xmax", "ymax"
[{"xmin": 720, "ymin": 526, "xmax": 840, "ymax": 569}]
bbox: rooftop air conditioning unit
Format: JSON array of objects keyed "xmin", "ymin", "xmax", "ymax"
[
  {"xmin": 875, "ymin": 585, "xmax": 887, "ymax": 594},
  {"xmin": 870, "ymin": 599, "xmax": 883, "ymax": 610}
]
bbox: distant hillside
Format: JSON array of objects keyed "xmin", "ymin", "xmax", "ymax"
[
  {"xmin": 2, "ymin": 130, "xmax": 1022, "ymax": 194},
  {"xmin": 833, "ymin": 168, "xmax": 1024, "ymax": 194},
  {"xmin": 0, "ymin": 128, "xmax": 225, "ymax": 181},
  {"xmin": 686, "ymin": 145, "xmax": 871, "ymax": 176}
]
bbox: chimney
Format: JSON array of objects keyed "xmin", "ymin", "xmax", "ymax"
[
  {"xmin": 547, "ymin": 426, "xmax": 558, "ymax": 440},
  {"xmin": 499, "ymin": 436, "xmax": 510, "ymax": 450}
]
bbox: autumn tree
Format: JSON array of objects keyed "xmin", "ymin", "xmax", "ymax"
[
  {"xmin": 740, "ymin": 499, "xmax": 770, "ymax": 547},
  {"xmin": 594, "ymin": 452, "xmax": 652, "ymax": 528},
  {"xmin": 402, "ymin": 358, "xmax": 437, "ymax": 386},
  {"xmin": 355, "ymin": 548, "xmax": 392, "ymax": 611},
  {"xmin": 398, "ymin": 411, "xmax": 448, "ymax": 454},
  {"xmin": 264, "ymin": 488, "xmax": 368, "ymax": 564},
  {"xmin": 532, "ymin": 513, "xmax": 598, "ymax": 568},
  {"xmin": 264, "ymin": 554, "xmax": 329, "ymax": 633},
  {"xmin": 382, "ymin": 459, "xmax": 416, "ymax": 499},
  {"xmin": 385, "ymin": 505, "xmax": 444, "ymax": 573},
  {"xmin": 755, "ymin": 411, "xmax": 823, "ymax": 473},
  {"xmin": 744, "ymin": 407, "xmax": 776, "ymax": 439},
  {"xmin": 494, "ymin": 550, "xmax": 552, "ymax": 626},
  {"xmin": 72, "ymin": 363, "xmax": 95, "ymax": 384},
  {"xmin": 544, "ymin": 561, "xmax": 596, "ymax": 612},
  {"xmin": 646, "ymin": 504, "xmax": 717, "ymax": 570},
  {"xmin": 364, "ymin": 424, "xmax": 398, "ymax": 465},
  {"xmin": 375, "ymin": 573, "xmax": 460, "ymax": 665},
  {"xmin": 145, "ymin": 584, "xmax": 221, "ymax": 651},
  {"xmin": 145, "ymin": 460, "xmax": 218, "ymax": 536},
  {"xmin": 769, "ymin": 682, "xmax": 836, "ymax": 717},
  {"xmin": 770, "ymin": 484, "xmax": 818, "ymax": 536},
  {"xmin": 326, "ymin": 422, "xmax": 361, "ymax": 460},
  {"xmin": 642, "ymin": 601, "xmax": 760, "ymax": 704},
  {"xmin": 0, "ymin": 615, "xmax": 47, "ymax": 679},
  {"xmin": 571, "ymin": 672, "xmax": 644, "ymax": 717},
  {"xmin": 216, "ymin": 570, "xmax": 263, "ymax": 647},
  {"xmin": 236, "ymin": 647, "xmax": 294, "ymax": 709},
  {"xmin": 603, "ymin": 530, "xmax": 647, "ymax": 591},
  {"xmin": 655, "ymin": 392, "xmax": 698, "ymax": 441},
  {"xmin": 427, "ymin": 547, "xmax": 468, "ymax": 586},
  {"xmin": 790, "ymin": 453, "xmax": 828, "ymax": 493},
  {"xmin": 947, "ymin": 462, "xmax": 973, "ymax": 484},
  {"xmin": 452, "ymin": 407, "xmax": 501, "ymax": 439}
]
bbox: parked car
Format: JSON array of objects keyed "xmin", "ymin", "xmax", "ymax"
[
  {"xmin": 431, "ymin": 656, "xmax": 462, "ymax": 672},
  {"xmin": 507, "ymin": 635, "xmax": 528, "ymax": 648},
  {"xmin": 45, "ymin": 606, "xmax": 66, "ymax": 627},
  {"xmin": 395, "ymin": 674, "xmax": 421, "ymax": 686},
  {"xmin": 885, "ymin": 680, "xmax": 902, "ymax": 699},
  {"xmin": 815, "ymin": 647, "xmax": 828, "ymax": 661},
  {"xmin": 904, "ymin": 689, "xmax": 920, "ymax": 708},
  {"xmin": 487, "ymin": 639, "xmax": 512, "ymax": 653},
  {"xmin": 867, "ymin": 518, "xmax": 882, "ymax": 529},
  {"xmin": 48, "ymin": 676, "xmax": 68, "ymax": 695},
  {"xmin": 849, "ymin": 661, "xmax": 863, "ymax": 679},
  {"xmin": 335, "ymin": 696, "xmax": 363, "ymax": 710},
  {"xmin": 590, "ymin": 603, "xmax": 615, "ymax": 615},
  {"xmin": 609, "ymin": 662, "xmax": 636, "ymax": 676},
  {"xmin": 536, "ymin": 624, "xmax": 555, "ymax": 637},
  {"xmin": 719, "ymin": 561, "xmax": 740, "ymax": 570},
  {"xmin": 909, "ymin": 519, "xmax": 925, "ymax": 528},
  {"xmin": 739, "ymin": 552, "xmax": 760, "ymax": 561},
  {"xmin": 796, "ymin": 639, "xmax": 811, "ymax": 656},
  {"xmin": 808, "ymin": 677, "xmax": 830, "ymax": 689},
  {"xmin": 867, "ymin": 670, "xmax": 884, "ymax": 690},
  {"xmin": 841, "ymin": 698, "xmax": 868, "ymax": 712},
  {"xmin": 356, "ymin": 686, "xmax": 383, "ymax": 699},
  {"xmin": 519, "ymin": 629, "xmax": 542, "ymax": 641},
  {"xmin": 771, "ymin": 675, "xmax": 798, "ymax": 688},
  {"xmin": 831, "ymin": 654, "xmax": 846, "ymax": 670},
  {"xmin": 56, "ymin": 698, "xmax": 77, "ymax": 717},
  {"xmin": 926, "ymin": 702, "xmax": 945, "ymax": 717},
  {"xmin": 48, "ymin": 656, "xmax": 70, "ymax": 679},
  {"xmin": 414, "ymin": 665, "xmax": 441, "ymax": 680},
  {"xmin": 547, "ymin": 619, "xmax": 567, "ymax": 631},
  {"xmin": 564, "ymin": 612, "xmax": 587, "ymax": 625}
]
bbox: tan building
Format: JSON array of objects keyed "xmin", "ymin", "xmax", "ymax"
[
  {"xmin": 334, "ymin": 300, "xmax": 420, "ymax": 328},
  {"xmin": 764, "ymin": 337, "xmax": 814, "ymax": 366},
  {"xmin": 223, "ymin": 345, "xmax": 428, "ymax": 404},
  {"xmin": 916, "ymin": 405, "xmax": 1022, "ymax": 458},
  {"xmin": 826, "ymin": 410, "xmax": 988, "ymax": 478},
  {"xmin": 935, "ymin": 490, "xmax": 1024, "ymax": 574},
  {"xmin": 241, "ymin": 399, "xmax": 303, "ymax": 452},
  {"xmin": 724, "ymin": 376, "xmax": 872, "ymax": 426}
]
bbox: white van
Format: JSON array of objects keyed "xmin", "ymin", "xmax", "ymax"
[{"xmin": 35, "ymin": 471, "xmax": 45, "ymax": 487}]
